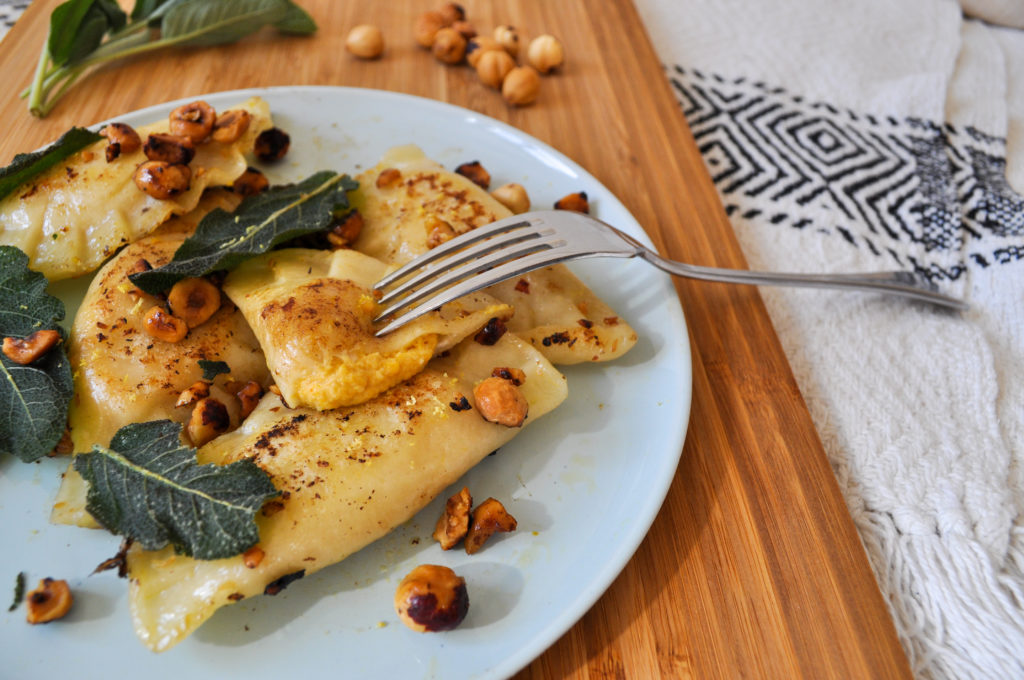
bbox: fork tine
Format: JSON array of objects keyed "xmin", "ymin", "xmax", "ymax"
[
  {"xmin": 376, "ymin": 225, "xmax": 550, "ymax": 306},
  {"xmin": 374, "ymin": 249, "xmax": 573, "ymax": 336},
  {"xmin": 373, "ymin": 234, "xmax": 565, "ymax": 322},
  {"xmin": 374, "ymin": 215, "xmax": 536, "ymax": 291}
]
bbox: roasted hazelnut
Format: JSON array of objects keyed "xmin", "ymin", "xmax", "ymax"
[
  {"xmin": 473, "ymin": 316, "xmax": 508, "ymax": 345},
  {"xmin": 100, "ymin": 123, "xmax": 141, "ymax": 162},
  {"xmin": 490, "ymin": 183, "xmax": 530, "ymax": 214},
  {"xmin": 493, "ymin": 25, "xmax": 520, "ymax": 58},
  {"xmin": 2, "ymin": 329, "xmax": 60, "ymax": 365},
  {"xmin": 236, "ymin": 380, "xmax": 263, "ymax": 419},
  {"xmin": 376, "ymin": 167, "xmax": 403, "ymax": 189},
  {"xmin": 346, "ymin": 24, "xmax": 384, "ymax": 59},
  {"xmin": 491, "ymin": 366, "xmax": 526, "ymax": 386},
  {"xmin": 472, "ymin": 376, "xmax": 528, "ymax": 427},
  {"xmin": 394, "ymin": 565, "xmax": 469, "ymax": 632},
  {"xmin": 438, "ymin": 2, "xmax": 465, "ymax": 25},
  {"xmin": 425, "ymin": 215, "xmax": 456, "ymax": 248},
  {"xmin": 329, "ymin": 211, "xmax": 364, "ymax": 247},
  {"xmin": 168, "ymin": 100, "xmax": 216, "ymax": 144},
  {"xmin": 555, "ymin": 191, "xmax": 589, "ymax": 213},
  {"xmin": 187, "ymin": 397, "xmax": 230, "ymax": 447},
  {"xmin": 167, "ymin": 277, "xmax": 221, "ymax": 328},
  {"xmin": 465, "ymin": 497, "xmax": 517, "ymax": 554},
  {"xmin": 232, "ymin": 166, "xmax": 269, "ymax": 196},
  {"xmin": 176, "ymin": 380, "xmax": 211, "ymax": 408},
  {"xmin": 414, "ymin": 10, "xmax": 446, "ymax": 47},
  {"xmin": 143, "ymin": 305, "xmax": 188, "ymax": 343},
  {"xmin": 124, "ymin": 257, "xmax": 152, "ymax": 297},
  {"xmin": 243, "ymin": 545, "xmax": 265, "ymax": 568},
  {"xmin": 455, "ymin": 160, "xmax": 491, "ymax": 189},
  {"xmin": 134, "ymin": 161, "xmax": 192, "ymax": 200},
  {"xmin": 433, "ymin": 486, "xmax": 472, "ymax": 550},
  {"xmin": 527, "ymin": 34, "xmax": 564, "ymax": 74},
  {"xmin": 25, "ymin": 578, "xmax": 73, "ymax": 624},
  {"xmin": 501, "ymin": 66, "xmax": 540, "ymax": 106},
  {"xmin": 211, "ymin": 109, "xmax": 251, "ymax": 144},
  {"xmin": 475, "ymin": 49, "xmax": 515, "ymax": 90},
  {"xmin": 254, "ymin": 127, "xmax": 291, "ymax": 162},
  {"xmin": 466, "ymin": 36, "xmax": 503, "ymax": 68},
  {"xmin": 450, "ymin": 20, "xmax": 476, "ymax": 39},
  {"xmin": 432, "ymin": 27, "xmax": 467, "ymax": 64},
  {"xmin": 143, "ymin": 133, "xmax": 195, "ymax": 165}
]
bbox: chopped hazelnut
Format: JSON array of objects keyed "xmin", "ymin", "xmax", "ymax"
[
  {"xmin": 243, "ymin": 545, "xmax": 265, "ymax": 569},
  {"xmin": 438, "ymin": 2, "xmax": 465, "ymax": 25},
  {"xmin": 475, "ymin": 49, "xmax": 515, "ymax": 90},
  {"xmin": 493, "ymin": 25, "xmax": 520, "ymax": 58},
  {"xmin": 394, "ymin": 565, "xmax": 469, "ymax": 632},
  {"xmin": 143, "ymin": 306, "xmax": 188, "ymax": 343},
  {"xmin": 433, "ymin": 486, "xmax": 472, "ymax": 550},
  {"xmin": 167, "ymin": 277, "xmax": 221, "ymax": 328},
  {"xmin": 555, "ymin": 190, "xmax": 590, "ymax": 213},
  {"xmin": 346, "ymin": 24, "xmax": 384, "ymax": 59},
  {"xmin": 236, "ymin": 380, "xmax": 263, "ymax": 419},
  {"xmin": 25, "ymin": 578, "xmax": 73, "ymax": 624},
  {"xmin": 232, "ymin": 166, "xmax": 269, "ymax": 196},
  {"xmin": 425, "ymin": 216, "xmax": 456, "ymax": 248},
  {"xmin": 254, "ymin": 128, "xmax": 291, "ymax": 162},
  {"xmin": 414, "ymin": 10, "xmax": 446, "ymax": 47},
  {"xmin": 168, "ymin": 100, "xmax": 216, "ymax": 144},
  {"xmin": 330, "ymin": 211, "xmax": 364, "ymax": 247},
  {"xmin": 375, "ymin": 167, "xmax": 403, "ymax": 189},
  {"xmin": 187, "ymin": 397, "xmax": 230, "ymax": 447},
  {"xmin": 2, "ymin": 329, "xmax": 60, "ymax": 365},
  {"xmin": 527, "ymin": 34, "xmax": 564, "ymax": 74},
  {"xmin": 211, "ymin": 109, "xmax": 251, "ymax": 144},
  {"xmin": 455, "ymin": 160, "xmax": 490, "ymax": 189},
  {"xmin": 465, "ymin": 497, "xmax": 517, "ymax": 554},
  {"xmin": 134, "ymin": 161, "xmax": 192, "ymax": 200},
  {"xmin": 143, "ymin": 133, "xmax": 195, "ymax": 165},
  {"xmin": 491, "ymin": 366, "xmax": 526, "ymax": 386},
  {"xmin": 473, "ymin": 317, "xmax": 508, "ymax": 345},
  {"xmin": 175, "ymin": 380, "xmax": 211, "ymax": 408},
  {"xmin": 490, "ymin": 183, "xmax": 530, "ymax": 214},
  {"xmin": 100, "ymin": 123, "xmax": 141, "ymax": 162},
  {"xmin": 432, "ymin": 27, "xmax": 467, "ymax": 64},
  {"xmin": 472, "ymin": 376, "xmax": 528, "ymax": 427},
  {"xmin": 466, "ymin": 36, "xmax": 503, "ymax": 68},
  {"xmin": 502, "ymin": 66, "xmax": 541, "ymax": 106}
]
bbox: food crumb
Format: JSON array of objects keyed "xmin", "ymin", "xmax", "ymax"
[{"xmin": 9, "ymin": 571, "xmax": 25, "ymax": 612}]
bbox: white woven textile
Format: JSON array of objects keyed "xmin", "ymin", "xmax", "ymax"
[{"xmin": 633, "ymin": 0, "xmax": 1024, "ymax": 677}]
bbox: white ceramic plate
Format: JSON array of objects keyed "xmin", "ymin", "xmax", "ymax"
[{"xmin": 0, "ymin": 87, "xmax": 691, "ymax": 679}]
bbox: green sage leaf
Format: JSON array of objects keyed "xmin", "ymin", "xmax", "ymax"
[
  {"xmin": 199, "ymin": 359, "xmax": 230, "ymax": 381},
  {"xmin": 131, "ymin": 171, "xmax": 358, "ymax": 294},
  {"xmin": 0, "ymin": 127, "xmax": 103, "ymax": 203},
  {"xmin": 47, "ymin": 0, "xmax": 96, "ymax": 65},
  {"xmin": 275, "ymin": 1, "xmax": 317, "ymax": 35},
  {"xmin": 73, "ymin": 420, "xmax": 279, "ymax": 560},
  {"xmin": 9, "ymin": 572, "xmax": 25, "ymax": 612},
  {"xmin": 0, "ymin": 247, "xmax": 73, "ymax": 463},
  {"xmin": 161, "ymin": 0, "xmax": 290, "ymax": 47}
]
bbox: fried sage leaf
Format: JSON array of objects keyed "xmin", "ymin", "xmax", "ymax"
[
  {"xmin": 0, "ymin": 246, "xmax": 73, "ymax": 462},
  {"xmin": 73, "ymin": 420, "xmax": 279, "ymax": 560},
  {"xmin": 199, "ymin": 359, "xmax": 231, "ymax": 381},
  {"xmin": 0, "ymin": 127, "xmax": 102, "ymax": 202},
  {"xmin": 131, "ymin": 171, "xmax": 358, "ymax": 294}
]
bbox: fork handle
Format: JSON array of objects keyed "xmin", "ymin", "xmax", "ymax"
[{"xmin": 638, "ymin": 251, "xmax": 969, "ymax": 311}]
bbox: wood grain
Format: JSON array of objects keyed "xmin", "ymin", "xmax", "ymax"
[{"xmin": 0, "ymin": 1, "xmax": 911, "ymax": 677}]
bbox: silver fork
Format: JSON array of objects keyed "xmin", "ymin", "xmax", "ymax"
[{"xmin": 372, "ymin": 210, "xmax": 968, "ymax": 336}]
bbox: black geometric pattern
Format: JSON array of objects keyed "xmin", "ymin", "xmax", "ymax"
[{"xmin": 669, "ymin": 66, "xmax": 1024, "ymax": 281}]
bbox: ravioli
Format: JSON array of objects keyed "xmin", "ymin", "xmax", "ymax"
[
  {"xmin": 127, "ymin": 333, "xmax": 568, "ymax": 652},
  {"xmin": 0, "ymin": 97, "xmax": 271, "ymax": 280},
  {"xmin": 52, "ymin": 204, "xmax": 270, "ymax": 527},
  {"xmin": 351, "ymin": 145, "xmax": 637, "ymax": 364},
  {"xmin": 222, "ymin": 248, "xmax": 511, "ymax": 410}
]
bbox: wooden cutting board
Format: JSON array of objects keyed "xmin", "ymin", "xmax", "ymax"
[{"xmin": 0, "ymin": 1, "xmax": 911, "ymax": 677}]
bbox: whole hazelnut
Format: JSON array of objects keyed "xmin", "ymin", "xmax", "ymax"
[
  {"xmin": 466, "ymin": 36, "xmax": 503, "ymax": 68},
  {"xmin": 394, "ymin": 564, "xmax": 469, "ymax": 632},
  {"xmin": 490, "ymin": 183, "xmax": 531, "ymax": 214},
  {"xmin": 432, "ymin": 27, "xmax": 467, "ymax": 64},
  {"xmin": 451, "ymin": 20, "xmax": 476, "ymax": 39},
  {"xmin": 438, "ymin": 2, "xmax": 465, "ymax": 26},
  {"xmin": 414, "ymin": 10, "xmax": 446, "ymax": 48},
  {"xmin": 345, "ymin": 24, "xmax": 384, "ymax": 59},
  {"xmin": 493, "ymin": 25, "xmax": 520, "ymax": 58},
  {"xmin": 501, "ymin": 66, "xmax": 540, "ymax": 106},
  {"xmin": 527, "ymin": 34, "xmax": 564, "ymax": 74},
  {"xmin": 476, "ymin": 49, "xmax": 515, "ymax": 90}
]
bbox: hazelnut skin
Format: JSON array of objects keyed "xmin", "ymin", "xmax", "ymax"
[
  {"xmin": 394, "ymin": 564, "xmax": 469, "ymax": 632},
  {"xmin": 346, "ymin": 24, "xmax": 384, "ymax": 59},
  {"xmin": 501, "ymin": 66, "xmax": 541, "ymax": 106},
  {"xmin": 527, "ymin": 34, "xmax": 565, "ymax": 74}
]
